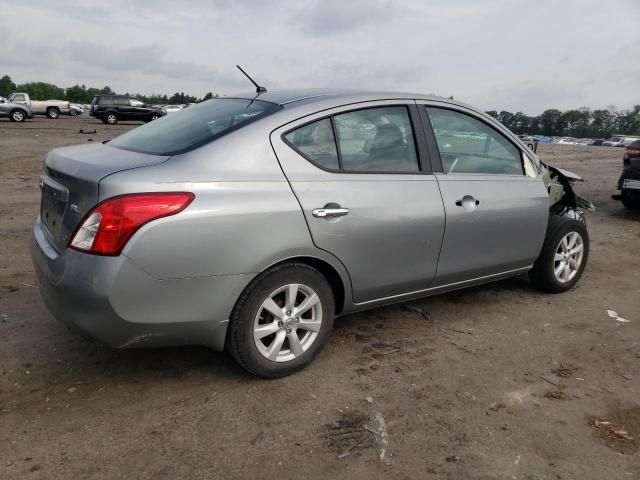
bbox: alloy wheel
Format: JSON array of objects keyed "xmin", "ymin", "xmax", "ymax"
[
  {"xmin": 253, "ymin": 283, "xmax": 322, "ymax": 362},
  {"xmin": 12, "ymin": 111, "xmax": 24, "ymax": 122},
  {"xmin": 553, "ymin": 231, "xmax": 584, "ymax": 283}
]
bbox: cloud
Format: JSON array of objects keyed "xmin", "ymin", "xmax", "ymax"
[{"xmin": 1, "ymin": 0, "xmax": 639, "ymax": 111}]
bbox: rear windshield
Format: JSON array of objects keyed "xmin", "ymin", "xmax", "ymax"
[{"xmin": 109, "ymin": 98, "xmax": 281, "ymax": 155}]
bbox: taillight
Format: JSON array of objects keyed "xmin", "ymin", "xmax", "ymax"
[
  {"xmin": 626, "ymin": 148, "xmax": 640, "ymax": 158},
  {"xmin": 69, "ymin": 192, "xmax": 194, "ymax": 256}
]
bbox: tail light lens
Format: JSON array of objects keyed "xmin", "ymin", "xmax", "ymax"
[
  {"xmin": 626, "ymin": 148, "xmax": 640, "ymax": 158},
  {"xmin": 69, "ymin": 192, "xmax": 194, "ymax": 256}
]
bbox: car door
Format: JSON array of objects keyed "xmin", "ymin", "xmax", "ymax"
[
  {"xmin": 128, "ymin": 98, "xmax": 148, "ymax": 119},
  {"xmin": 417, "ymin": 102, "xmax": 549, "ymax": 286},
  {"xmin": 114, "ymin": 97, "xmax": 133, "ymax": 120},
  {"xmin": 271, "ymin": 101, "xmax": 445, "ymax": 304}
]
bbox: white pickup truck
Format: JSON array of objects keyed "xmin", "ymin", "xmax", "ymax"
[{"xmin": 7, "ymin": 93, "xmax": 71, "ymax": 119}]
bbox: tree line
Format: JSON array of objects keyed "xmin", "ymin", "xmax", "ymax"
[
  {"xmin": 485, "ymin": 107, "xmax": 640, "ymax": 139},
  {"xmin": 0, "ymin": 74, "xmax": 216, "ymax": 106},
  {"xmin": 2, "ymin": 73, "xmax": 639, "ymax": 137}
]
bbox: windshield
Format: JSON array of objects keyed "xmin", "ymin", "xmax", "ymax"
[
  {"xmin": 608, "ymin": 137, "xmax": 622, "ymax": 142},
  {"xmin": 109, "ymin": 98, "xmax": 281, "ymax": 155}
]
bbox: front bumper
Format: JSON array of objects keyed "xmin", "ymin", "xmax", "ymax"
[{"xmin": 31, "ymin": 218, "xmax": 251, "ymax": 350}]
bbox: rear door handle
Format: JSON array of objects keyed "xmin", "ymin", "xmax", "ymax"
[{"xmin": 312, "ymin": 206, "xmax": 350, "ymax": 218}]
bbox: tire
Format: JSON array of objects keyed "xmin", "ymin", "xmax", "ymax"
[
  {"xmin": 621, "ymin": 189, "xmax": 640, "ymax": 210},
  {"xmin": 227, "ymin": 263, "xmax": 335, "ymax": 378},
  {"xmin": 149, "ymin": 114, "xmax": 160, "ymax": 122},
  {"xmin": 529, "ymin": 215, "xmax": 589, "ymax": 293},
  {"xmin": 46, "ymin": 107, "xmax": 60, "ymax": 119},
  {"xmin": 69, "ymin": 109, "xmax": 78, "ymax": 116},
  {"xmin": 9, "ymin": 109, "xmax": 26, "ymax": 122},
  {"xmin": 105, "ymin": 112, "xmax": 118, "ymax": 125}
]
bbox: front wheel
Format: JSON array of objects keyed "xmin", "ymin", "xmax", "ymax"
[
  {"xmin": 529, "ymin": 215, "xmax": 589, "ymax": 293},
  {"xmin": 46, "ymin": 107, "xmax": 60, "ymax": 119},
  {"xmin": 227, "ymin": 263, "xmax": 335, "ymax": 378},
  {"xmin": 10, "ymin": 109, "xmax": 26, "ymax": 122}
]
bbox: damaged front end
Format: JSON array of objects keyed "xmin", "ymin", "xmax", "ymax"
[{"xmin": 541, "ymin": 164, "xmax": 595, "ymax": 224}]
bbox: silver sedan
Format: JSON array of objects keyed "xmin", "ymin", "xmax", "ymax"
[{"xmin": 31, "ymin": 90, "xmax": 591, "ymax": 377}]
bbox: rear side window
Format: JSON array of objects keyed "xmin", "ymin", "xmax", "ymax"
[
  {"xmin": 284, "ymin": 106, "xmax": 419, "ymax": 173},
  {"xmin": 115, "ymin": 97, "xmax": 129, "ymax": 106},
  {"xmin": 109, "ymin": 98, "xmax": 281, "ymax": 155},
  {"xmin": 99, "ymin": 97, "xmax": 114, "ymax": 106},
  {"xmin": 284, "ymin": 118, "xmax": 339, "ymax": 170},
  {"xmin": 334, "ymin": 107, "xmax": 418, "ymax": 172},
  {"xmin": 425, "ymin": 107, "xmax": 523, "ymax": 175}
]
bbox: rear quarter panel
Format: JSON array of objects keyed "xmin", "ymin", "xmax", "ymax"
[{"xmin": 98, "ymin": 127, "xmax": 351, "ymax": 286}]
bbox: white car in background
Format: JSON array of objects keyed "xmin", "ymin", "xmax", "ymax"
[
  {"xmin": 602, "ymin": 135, "xmax": 640, "ymax": 147},
  {"xmin": 163, "ymin": 105, "xmax": 183, "ymax": 114}
]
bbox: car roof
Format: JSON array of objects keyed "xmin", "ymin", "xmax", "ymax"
[{"xmin": 221, "ymin": 88, "xmax": 477, "ymax": 111}]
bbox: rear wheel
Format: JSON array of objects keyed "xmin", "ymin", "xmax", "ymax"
[
  {"xmin": 149, "ymin": 113, "xmax": 160, "ymax": 122},
  {"xmin": 46, "ymin": 107, "xmax": 60, "ymax": 119},
  {"xmin": 621, "ymin": 189, "xmax": 640, "ymax": 210},
  {"xmin": 105, "ymin": 112, "xmax": 118, "ymax": 125},
  {"xmin": 10, "ymin": 109, "xmax": 26, "ymax": 122},
  {"xmin": 227, "ymin": 263, "xmax": 335, "ymax": 378},
  {"xmin": 529, "ymin": 215, "xmax": 589, "ymax": 293}
]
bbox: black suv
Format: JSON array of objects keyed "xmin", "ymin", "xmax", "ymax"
[{"xmin": 90, "ymin": 95, "xmax": 166, "ymax": 125}]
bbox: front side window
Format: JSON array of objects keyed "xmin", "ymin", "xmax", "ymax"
[
  {"xmin": 109, "ymin": 98, "xmax": 281, "ymax": 155},
  {"xmin": 284, "ymin": 118, "xmax": 339, "ymax": 170},
  {"xmin": 284, "ymin": 106, "xmax": 420, "ymax": 173},
  {"xmin": 12, "ymin": 94, "xmax": 25, "ymax": 102},
  {"xmin": 426, "ymin": 107, "xmax": 523, "ymax": 175}
]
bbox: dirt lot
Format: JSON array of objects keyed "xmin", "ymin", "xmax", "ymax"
[{"xmin": 1, "ymin": 116, "xmax": 639, "ymax": 479}]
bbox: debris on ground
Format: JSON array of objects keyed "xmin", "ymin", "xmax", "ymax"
[
  {"xmin": 445, "ymin": 455, "xmax": 461, "ymax": 463},
  {"xmin": 540, "ymin": 374, "xmax": 562, "ymax": 386},
  {"xmin": 551, "ymin": 364, "xmax": 579, "ymax": 378},
  {"xmin": 367, "ymin": 412, "xmax": 392, "ymax": 465},
  {"xmin": 591, "ymin": 403, "xmax": 640, "ymax": 454},
  {"xmin": 606, "ymin": 309, "xmax": 630, "ymax": 323},
  {"xmin": 544, "ymin": 389, "xmax": 570, "ymax": 400},
  {"xmin": 403, "ymin": 304, "xmax": 431, "ymax": 321},
  {"xmin": 322, "ymin": 411, "xmax": 374, "ymax": 457}
]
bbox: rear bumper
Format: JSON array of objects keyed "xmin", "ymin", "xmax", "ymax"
[{"xmin": 31, "ymin": 218, "xmax": 252, "ymax": 351}]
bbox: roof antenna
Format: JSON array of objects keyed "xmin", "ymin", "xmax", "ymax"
[{"xmin": 236, "ymin": 65, "xmax": 267, "ymax": 93}]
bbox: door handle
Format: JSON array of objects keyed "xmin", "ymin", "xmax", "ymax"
[
  {"xmin": 312, "ymin": 206, "xmax": 350, "ymax": 218},
  {"xmin": 455, "ymin": 195, "xmax": 480, "ymax": 211}
]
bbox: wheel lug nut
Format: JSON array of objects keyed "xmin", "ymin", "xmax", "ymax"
[
  {"xmin": 278, "ymin": 321, "xmax": 283, "ymax": 327},
  {"xmin": 286, "ymin": 310, "xmax": 291, "ymax": 315}
]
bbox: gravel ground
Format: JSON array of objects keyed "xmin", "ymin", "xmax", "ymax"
[{"xmin": 1, "ymin": 116, "xmax": 639, "ymax": 479}]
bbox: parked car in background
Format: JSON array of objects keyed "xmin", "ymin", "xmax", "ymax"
[
  {"xmin": 0, "ymin": 96, "xmax": 34, "ymax": 122},
  {"xmin": 602, "ymin": 135, "xmax": 640, "ymax": 147},
  {"xmin": 31, "ymin": 90, "xmax": 593, "ymax": 378},
  {"xmin": 69, "ymin": 104, "xmax": 84, "ymax": 116},
  {"xmin": 612, "ymin": 140, "xmax": 640, "ymax": 210},
  {"xmin": 556, "ymin": 137, "xmax": 578, "ymax": 145},
  {"xmin": 89, "ymin": 95, "xmax": 166, "ymax": 124},
  {"xmin": 163, "ymin": 104, "xmax": 183, "ymax": 114},
  {"xmin": 8, "ymin": 93, "xmax": 70, "ymax": 118}
]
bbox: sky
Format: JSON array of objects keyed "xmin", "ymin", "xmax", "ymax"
[{"xmin": 1, "ymin": 0, "xmax": 639, "ymax": 115}]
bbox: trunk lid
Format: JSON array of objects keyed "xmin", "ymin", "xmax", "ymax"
[{"xmin": 40, "ymin": 143, "xmax": 170, "ymax": 250}]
